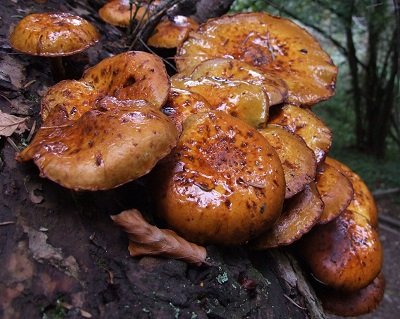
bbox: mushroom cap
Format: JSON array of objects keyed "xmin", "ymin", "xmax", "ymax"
[
  {"xmin": 300, "ymin": 208, "xmax": 383, "ymax": 291},
  {"xmin": 161, "ymin": 88, "xmax": 211, "ymax": 132},
  {"xmin": 176, "ymin": 12, "xmax": 337, "ymax": 106},
  {"xmin": 18, "ymin": 51, "xmax": 176, "ymax": 191},
  {"xmin": 269, "ymin": 104, "xmax": 332, "ymax": 164},
  {"xmin": 148, "ymin": 15, "xmax": 199, "ymax": 49},
  {"xmin": 41, "ymin": 80, "xmax": 102, "ymax": 123},
  {"xmin": 316, "ymin": 161, "xmax": 354, "ymax": 224},
  {"xmin": 299, "ymin": 160, "xmax": 381, "ymax": 292},
  {"xmin": 189, "ymin": 58, "xmax": 288, "ymax": 106},
  {"xmin": 83, "ymin": 51, "xmax": 170, "ymax": 109},
  {"xmin": 153, "ymin": 111, "xmax": 285, "ymax": 245},
  {"xmin": 318, "ymin": 273, "xmax": 385, "ymax": 317},
  {"xmin": 252, "ymin": 182, "xmax": 323, "ymax": 249},
  {"xmin": 9, "ymin": 13, "xmax": 99, "ymax": 57},
  {"xmin": 259, "ymin": 124, "xmax": 317, "ymax": 198},
  {"xmin": 18, "ymin": 97, "xmax": 178, "ymax": 191},
  {"xmin": 325, "ymin": 157, "xmax": 378, "ymax": 227},
  {"xmin": 171, "ymin": 75, "xmax": 270, "ymax": 128},
  {"xmin": 99, "ymin": 0, "xmax": 158, "ymax": 27}
]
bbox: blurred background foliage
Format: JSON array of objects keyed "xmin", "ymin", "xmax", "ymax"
[{"xmin": 231, "ymin": 0, "xmax": 400, "ymax": 190}]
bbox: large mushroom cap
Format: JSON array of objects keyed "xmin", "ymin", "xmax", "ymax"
[
  {"xmin": 153, "ymin": 111, "xmax": 285, "ymax": 245},
  {"xmin": 9, "ymin": 13, "xmax": 99, "ymax": 56},
  {"xmin": 176, "ymin": 12, "xmax": 337, "ymax": 106},
  {"xmin": 18, "ymin": 51, "xmax": 177, "ymax": 191},
  {"xmin": 18, "ymin": 97, "xmax": 178, "ymax": 191}
]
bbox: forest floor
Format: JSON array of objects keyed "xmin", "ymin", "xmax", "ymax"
[{"xmin": 1, "ymin": 1, "xmax": 399, "ymax": 319}]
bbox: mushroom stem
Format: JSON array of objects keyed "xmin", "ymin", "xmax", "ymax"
[{"xmin": 50, "ymin": 56, "xmax": 66, "ymax": 81}]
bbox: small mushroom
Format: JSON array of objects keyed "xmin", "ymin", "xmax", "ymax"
[
  {"xmin": 251, "ymin": 182, "xmax": 323, "ymax": 249},
  {"xmin": 147, "ymin": 15, "xmax": 199, "ymax": 49},
  {"xmin": 9, "ymin": 12, "xmax": 100, "ymax": 80},
  {"xmin": 99, "ymin": 0, "xmax": 159, "ymax": 28}
]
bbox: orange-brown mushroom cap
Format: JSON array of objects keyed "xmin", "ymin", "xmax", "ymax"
[
  {"xmin": 252, "ymin": 182, "xmax": 323, "ymax": 249},
  {"xmin": 317, "ymin": 273, "xmax": 385, "ymax": 317},
  {"xmin": 18, "ymin": 97, "xmax": 178, "ymax": 191},
  {"xmin": 99, "ymin": 0, "xmax": 158, "ymax": 27},
  {"xmin": 259, "ymin": 124, "xmax": 317, "ymax": 198},
  {"xmin": 269, "ymin": 104, "xmax": 332, "ymax": 164},
  {"xmin": 316, "ymin": 161, "xmax": 354, "ymax": 224},
  {"xmin": 148, "ymin": 15, "xmax": 199, "ymax": 49},
  {"xmin": 18, "ymin": 51, "xmax": 176, "ymax": 191},
  {"xmin": 176, "ymin": 12, "xmax": 337, "ymax": 106},
  {"xmin": 153, "ymin": 111, "xmax": 285, "ymax": 245},
  {"xmin": 9, "ymin": 13, "xmax": 99, "ymax": 56},
  {"xmin": 299, "ymin": 208, "xmax": 383, "ymax": 292},
  {"xmin": 83, "ymin": 51, "xmax": 169, "ymax": 109}
]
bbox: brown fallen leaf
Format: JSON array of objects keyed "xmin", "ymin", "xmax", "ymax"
[
  {"xmin": 0, "ymin": 110, "xmax": 28, "ymax": 137},
  {"xmin": 111, "ymin": 209, "xmax": 207, "ymax": 265}
]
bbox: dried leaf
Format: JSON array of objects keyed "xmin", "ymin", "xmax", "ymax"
[
  {"xmin": 111, "ymin": 209, "xmax": 207, "ymax": 265},
  {"xmin": 0, "ymin": 110, "xmax": 28, "ymax": 137}
]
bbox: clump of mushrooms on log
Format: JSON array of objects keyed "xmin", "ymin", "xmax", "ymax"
[{"xmin": 10, "ymin": 3, "xmax": 384, "ymax": 317}]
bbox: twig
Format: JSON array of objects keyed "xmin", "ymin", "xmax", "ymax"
[
  {"xmin": 128, "ymin": 0, "xmax": 185, "ymax": 51},
  {"xmin": 0, "ymin": 221, "xmax": 15, "ymax": 226},
  {"xmin": 284, "ymin": 294, "xmax": 307, "ymax": 310},
  {"xmin": 138, "ymin": 38, "xmax": 177, "ymax": 71},
  {"xmin": 59, "ymin": 302, "xmax": 92, "ymax": 318},
  {"xmin": 6, "ymin": 137, "xmax": 20, "ymax": 152},
  {"xmin": 27, "ymin": 120, "xmax": 36, "ymax": 143}
]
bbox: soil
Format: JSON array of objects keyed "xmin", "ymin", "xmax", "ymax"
[{"xmin": 1, "ymin": 1, "xmax": 399, "ymax": 319}]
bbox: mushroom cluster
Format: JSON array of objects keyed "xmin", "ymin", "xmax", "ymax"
[
  {"xmin": 12, "ymin": 9, "xmax": 383, "ymax": 317},
  {"xmin": 168, "ymin": 12, "xmax": 383, "ymax": 316},
  {"xmin": 17, "ymin": 51, "xmax": 178, "ymax": 191}
]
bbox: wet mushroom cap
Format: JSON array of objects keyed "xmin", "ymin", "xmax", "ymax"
[
  {"xmin": 153, "ymin": 110, "xmax": 285, "ymax": 245},
  {"xmin": 83, "ymin": 51, "xmax": 169, "ymax": 109},
  {"xmin": 269, "ymin": 104, "xmax": 332, "ymax": 164},
  {"xmin": 18, "ymin": 97, "xmax": 178, "ymax": 191},
  {"xmin": 9, "ymin": 13, "xmax": 99, "ymax": 56},
  {"xmin": 176, "ymin": 12, "xmax": 337, "ymax": 106},
  {"xmin": 99, "ymin": 0, "xmax": 158, "ymax": 27},
  {"xmin": 318, "ymin": 273, "xmax": 385, "ymax": 317},
  {"xmin": 41, "ymin": 80, "xmax": 102, "ymax": 123},
  {"xmin": 316, "ymin": 161, "xmax": 354, "ymax": 224},
  {"xmin": 161, "ymin": 88, "xmax": 211, "ymax": 132},
  {"xmin": 252, "ymin": 182, "xmax": 323, "ymax": 249},
  {"xmin": 18, "ymin": 51, "xmax": 176, "ymax": 191},
  {"xmin": 148, "ymin": 15, "xmax": 199, "ymax": 49},
  {"xmin": 300, "ymin": 208, "xmax": 383, "ymax": 292},
  {"xmin": 299, "ymin": 158, "xmax": 383, "ymax": 292},
  {"xmin": 259, "ymin": 124, "xmax": 317, "ymax": 198},
  {"xmin": 189, "ymin": 58, "xmax": 288, "ymax": 106},
  {"xmin": 172, "ymin": 75, "xmax": 270, "ymax": 128},
  {"xmin": 325, "ymin": 157, "xmax": 378, "ymax": 227}
]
